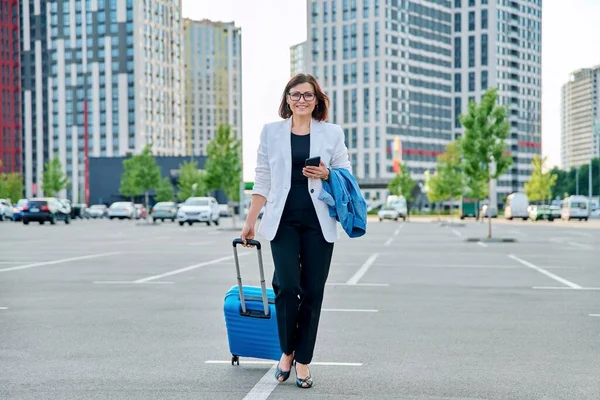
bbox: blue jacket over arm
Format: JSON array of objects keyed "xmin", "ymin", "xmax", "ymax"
[{"xmin": 318, "ymin": 168, "xmax": 367, "ymax": 238}]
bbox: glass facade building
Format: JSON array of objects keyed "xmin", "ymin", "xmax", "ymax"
[
  {"xmin": 0, "ymin": 0, "xmax": 21, "ymax": 175},
  {"xmin": 183, "ymin": 18, "xmax": 242, "ymax": 156},
  {"xmin": 308, "ymin": 0, "xmax": 542, "ymax": 200},
  {"xmin": 561, "ymin": 66, "xmax": 600, "ymax": 170},
  {"xmin": 20, "ymin": 0, "xmax": 184, "ymax": 201}
]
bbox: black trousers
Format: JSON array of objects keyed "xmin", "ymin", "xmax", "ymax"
[{"xmin": 270, "ymin": 206, "xmax": 334, "ymax": 365}]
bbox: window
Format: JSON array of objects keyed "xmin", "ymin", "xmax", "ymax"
[
  {"xmin": 481, "ymin": 9, "xmax": 488, "ymax": 29},
  {"xmin": 454, "ymin": 37, "xmax": 461, "ymax": 68},
  {"xmin": 454, "ymin": 13, "xmax": 461, "ymax": 32},
  {"xmin": 468, "ymin": 11, "xmax": 475, "ymax": 31},
  {"xmin": 468, "ymin": 36, "xmax": 475, "ymax": 67},
  {"xmin": 454, "ymin": 97, "xmax": 461, "ymax": 128},
  {"xmin": 454, "ymin": 73, "xmax": 461, "ymax": 92},
  {"xmin": 469, "ymin": 0, "xmax": 475, "ymax": 6},
  {"xmin": 468, "ymin": 72, "xmax": 475, "ymax": 92},
  {"xmin": 481, "ymin": 34, "xmax": 488, "ymax": 66},
  {"xmin": 481, "ymin": 70, "xmax": 488, "ymax": 90}
]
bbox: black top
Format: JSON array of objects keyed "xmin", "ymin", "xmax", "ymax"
[{"xmin": 284, "ymin": 132, "xmax": 313, "ymax": 212}]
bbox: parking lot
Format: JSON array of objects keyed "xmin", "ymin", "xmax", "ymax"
[{"xmin": 1, "ymin": 217, "xmax": 599, "ymax": 399}]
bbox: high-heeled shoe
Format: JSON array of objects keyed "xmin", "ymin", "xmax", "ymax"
[
  {"xmin": 294, "ymin": 363, "xmax": 313, "ymax": 389},
  {"xmin": 274, "ymin": 362, "xmax": 291, "ymax": 382}
]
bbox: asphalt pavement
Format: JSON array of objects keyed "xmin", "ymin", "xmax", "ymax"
[{"xmin": 0, "ymin": 216, "xmax": 599, "ymax": 399}]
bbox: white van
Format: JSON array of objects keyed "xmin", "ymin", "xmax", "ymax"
[
  {"xmin": 504, "ymin": 192, "xmax": 529, "ymax": 220},
  {"xmin": 561, "ymin": 195, "xmax": 589, "ymax": 221},
  {"xmin": 386, "ymin": 195, "xmax": 407, "ymax": 221}
]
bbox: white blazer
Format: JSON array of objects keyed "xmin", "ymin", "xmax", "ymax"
[{"xmin": 251, "ymin": 118, "xmax": 352, "ymax": 243}]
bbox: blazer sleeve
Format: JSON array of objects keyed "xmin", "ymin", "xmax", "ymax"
[
  {"xmin": 331, "ymin": 125, "xmax": 352, "ymax": 172},
  {"xmin": 251, "ymin": 124, "xmax": 270, "ymax": 199}
]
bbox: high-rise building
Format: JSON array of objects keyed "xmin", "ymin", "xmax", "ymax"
[
  {"xmin": 561, "ymin": 66, "xmax": 600, "ymax": 170},
  {"xmin": 0, "ymin": 0, "xmax": 21, "ymax": 174},
  {"xmin": 454, "ymin": 0, "xmax": 542, "ymax": 195},
  {"xmin": 20, "ymin": 0, "xmax": 50, "ymax": 196},
  {"xmin": 20, "ymin": 0, "xmax": 184, "ymax": 202},
  {"xmin": 290, "ymin": 41, "xmax": 308, "ymax": 77},
  {"xmin": 307, "ymin": 0, "xmax": 542, "ymax": 201},
  {"xmin": 183, "ymin": 18, "xmax": 242, "ymax": 156}
]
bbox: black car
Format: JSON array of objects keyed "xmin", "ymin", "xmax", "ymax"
[{"xmin": 22, "ymin": 198, "xmax": 71, "ymax": 225}]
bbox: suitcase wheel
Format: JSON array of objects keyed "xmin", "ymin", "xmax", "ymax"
[{"xmin": 231, "ymin": 355, "xmax": 240, "ymax": 366}]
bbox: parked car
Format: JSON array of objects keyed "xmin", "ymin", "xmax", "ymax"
[
  {"xmin": 529, "ymin": 205, "xmax": 554, "ymax": 221},
  {"xmin": 219, "ymin": 204, "xmax": 232, "ymax": 217},
  {"xmin": 86, "ymin": 204, "xmax": 108, "ymax": 218},
  {"xmin": 177, "ymin": 196, "xmax": 220, "ymax": 226},
  {"xmin": 504, "ymin": 192, "xmax": 529, "ymax": 220},
  {"xmin": 12, "ymin": 199, "xmax": 28, "ymax": 221},
  {"xmin": 21, "ymin": 198, "xmax": 71, "ymax": 225},
  {"xmin": 0, "ymin": 199, "xmax": 14, "ymax": 221},
  {"xmin": 561, "ymin": 195, "xmax": 589, "ymax": 221},
  {"xmin": 107, "ymin": 201, "xmax": 136, "ymax": 219},
  {"xmin": 151, "ymin": 202, "xmax": 177, "ymax": 222},
  {"xmin": 549, "ymin": 205, "xmax": 561, "ymax": 219},
  {"xmin": 378, "ymin": 205, "xmax": 400, "ymax": 221}
]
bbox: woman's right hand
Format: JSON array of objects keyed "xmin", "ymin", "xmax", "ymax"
[{"xmin": 240, "ymin": 220, "xmax": 256, "ymax": 247}]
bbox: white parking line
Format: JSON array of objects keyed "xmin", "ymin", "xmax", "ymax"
[
  {"xmin": 590, "ymin": 314, "xmax": 600, "ymax": 317},
  {"xmin": 133, "ymin": 253, "xmax": 250, "ymax": 283},
  {"xmin": 0, "ymin": 307, "xmax": 8, "ymax": 310},
  {"xmin": 477, "ymin": 242, "xmax": 488, "ymax": 248},
  {"xmin": 568, "ymin": 242, "xmax": 592, "ymax": 250},
  {"xmin": 394, "ymin": 226, "xmax": 403, "ymax": 236},
  {"xmin": 346, "ymin": 253, "xmax": 379, "ymax": 285},
  {"xmin": 452, "ymin": 229, "xmax": 462, "ymax": 237},
  {"xmin": 322, "ymin": 308, "xmax": 378, "ymax": 313},
  {"xmin": 384, "ymin": 238, "xmax": 394, "ymax": 246},
  {"xmin": 533, "ymin": 287, "xmax": 600, "ymax": 291},
  {"xmin": 205, "ymin": 360, "xmax": 362, "ymax": 366},
  {"xmin": 0, "ymin": 252, "xmax": 123, "ymax": 273},
  {"xmin": 509, "ymin": 255, "xmax": 582, "ymax": 289},
  {"xmin": 93, "ymin": 281, "xmax": 175, "ymax": 285},
  {"xmin": 242, "ymin": 364, "xmax": 278, "ymax": 400},
  {"xmin": 327, "ymin": 282, "xmax": 389, "ymax": 287}
]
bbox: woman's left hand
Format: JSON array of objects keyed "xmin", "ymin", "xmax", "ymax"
[{"xmin": 303, "ymin": 161, "xmax": 329, "ymax": 180}]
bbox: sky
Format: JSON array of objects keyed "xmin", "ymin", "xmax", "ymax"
[{"xmin": 182, "ymin": 0, "xmax": 600, "ymax": 181}]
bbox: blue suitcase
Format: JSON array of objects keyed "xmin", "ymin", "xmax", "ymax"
[{"xmin": 223, "ymin": 238, "xmax": 281, "ymax": 365}]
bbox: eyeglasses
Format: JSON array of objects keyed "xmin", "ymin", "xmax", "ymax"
[{"xmin": 288, "ymin": 91, "xmax": 316, "ymax": 102}]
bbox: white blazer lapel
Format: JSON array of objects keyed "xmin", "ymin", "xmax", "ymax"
[
  {"xmin": 280, "ymin": 118, "xmax": 292, "ymax": 180},
  {"xmin": 310, "ymin": 119, "xmax": 322, "ymax": 162}
]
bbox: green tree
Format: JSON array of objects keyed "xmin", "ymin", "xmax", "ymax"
[
  {"xmin": 459, "ymin": 88, "xmax": 512, "ymax": 238},
  {"xmin": 155, "ymin": 177, "xmax": 175, "ymax": 202},
  {"xmin": 387, "ymin": 161, "xmax": 416, "ymax": 218},
  {"xmin": 1, "ymin": 173, "xmax": 24, "ymax": 203},
  {"xmin": 427, "ymin": 172, "xmax": 449, "ymax": 220},
  {"xmin": 133, "ymin": 145, "xmax": 161, "ymax": 213},
  {"xmin": 435, "ymin": 140, "xmax": 465, "ymax": 218},
  {"xmin": 204, "ymin": 124, "xmax": 242, "ymax": 226},
  {"xmin": 42, "ymin": 156, "xmax": 69, "ymax": 197},
  {"xmin": 0, "ymin": 160, "xmax": 24, "ymax": 202},
  {"xmin": 177, "ymin": 160, "xmax": 207, "ymax": 201},
  {"xmin": 524, "ymin": 155, "xmax": 558, "ymax": 204},
  {"xmin": 119, "ymin": 157, "xmax": 142, "ymax": 201}
]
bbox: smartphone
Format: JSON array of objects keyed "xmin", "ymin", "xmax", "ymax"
[{"xmin": 305, "ymin": 156, "xmax": 321, "ymax": 167}]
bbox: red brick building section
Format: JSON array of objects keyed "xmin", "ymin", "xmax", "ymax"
[{"xmin": 0, "ymin": 0, "xmax": 21, "ymax": 173}]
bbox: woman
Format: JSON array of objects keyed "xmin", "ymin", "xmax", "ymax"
[{"xmin": 240, "ymin": 73, "xmax": 352, "ymax": 388}]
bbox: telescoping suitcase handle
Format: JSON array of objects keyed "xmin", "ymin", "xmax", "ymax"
[{"xmin": 232, "ymin": 238, "xmax": 270, "ymax": 317}]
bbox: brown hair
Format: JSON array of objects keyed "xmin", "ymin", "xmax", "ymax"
[{"xmin": 278, "ymin": 73, "xmax": 329, "ymax": 121}]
